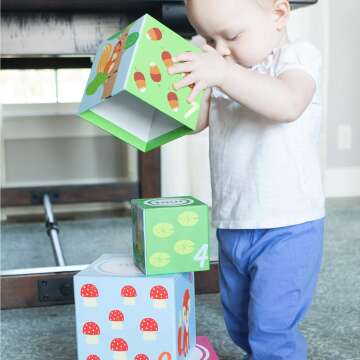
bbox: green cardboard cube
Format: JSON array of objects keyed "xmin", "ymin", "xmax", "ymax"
[
  {"xmin": 131, "ymin": 196, "xmax": 210, "ymax": 275},
  {"xmin": 78, "ymin": 14, "xmax": 204, "ymax": 152}
]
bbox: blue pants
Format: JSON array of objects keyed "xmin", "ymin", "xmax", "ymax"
[{"xmin": 217, "ymin": 218, "xmax": 324, "ymax": 360}]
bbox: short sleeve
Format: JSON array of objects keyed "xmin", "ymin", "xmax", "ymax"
[{"xmin": 275, "ymin": 40, "xmax": 321, "ymax": 87}]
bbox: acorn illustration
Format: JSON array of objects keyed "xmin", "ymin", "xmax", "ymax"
[
  {"xmin": 167, "ymin": 92, "xmax": 179, "ymax": 112},
  {"xmin": 146, "ymin": 27, "xmax": 162, "ymax": 41},
  {"xmin": 150, "ymin": 63, "xmax": 162, "ymax": 83},
  {"xmin": 161, "ymin": 51, "xmax": 173, "ymax": 69},
  {"xmin": 134, "ymin": 71, "xmax": 146, "ymax": 92}
]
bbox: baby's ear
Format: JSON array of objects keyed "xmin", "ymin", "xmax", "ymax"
[{"xmin": 273, "ymin": 0, "xmax": 291, "ymax": 31}]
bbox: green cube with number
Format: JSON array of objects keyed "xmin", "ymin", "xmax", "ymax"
[{"xmin": 131, "ymin": 196, "xmax": 210, "ymax": 275}]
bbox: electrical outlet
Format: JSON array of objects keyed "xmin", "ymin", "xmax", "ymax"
[
  {"xmin": 38, "ymin": 278, "xmax": 74, "ymax": 303},
  {"xmin": 337, "ymin": 124, "xmax": 352, "ymax": 150}
]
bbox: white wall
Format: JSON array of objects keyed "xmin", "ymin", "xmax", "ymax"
[{"xmin": 324, "ymin": 0, "xmax": 360, "ymax": 197}]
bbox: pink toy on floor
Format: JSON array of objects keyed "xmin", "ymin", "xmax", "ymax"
[{"xmin": 189, "ymin": 336, "xmax": 219, "ymax": 360}]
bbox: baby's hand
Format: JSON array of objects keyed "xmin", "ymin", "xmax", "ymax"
[{"xmin": 168, "ymin": 45, "xmax": 228, "ymax": 102}]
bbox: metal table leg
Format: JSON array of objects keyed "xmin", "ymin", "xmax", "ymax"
[{"xmin": 43, "ymin": 194, "xmax": 66, "ymax": 267}]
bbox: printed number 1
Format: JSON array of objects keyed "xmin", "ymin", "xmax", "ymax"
[{"xmin": 193, "ymin": 244, "xmax": 209, "ymax": 268}]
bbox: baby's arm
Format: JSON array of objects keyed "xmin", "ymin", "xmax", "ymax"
[
  {"xmin": 220, "ymin": 63, "xmax": 316, "ymax": 122},
  {"xmin": 192, "ymin": 88, "xmax": 211, "ymax": 133},
  {"xmin": 170, "ymin": 45, "xmax": 316, "ymax": 123}
]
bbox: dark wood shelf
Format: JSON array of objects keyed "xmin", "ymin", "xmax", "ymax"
[
  {"xmin": 1, "ymin": 0, "xmax": 318, "ymax": 12},
  {"xmin": 1, "ymin": 1, "xmax": 318, "ymax": 38}
]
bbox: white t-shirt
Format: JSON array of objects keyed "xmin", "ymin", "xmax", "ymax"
[{"xmin": 209, "ymin": 40, "xmax": 325, "ymax": 229}]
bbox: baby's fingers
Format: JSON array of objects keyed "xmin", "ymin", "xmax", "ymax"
[
  {"xmin": 172, "ymin": 51, "xmax": 197, "ymax": 63},
  {"xmin": 168, "ymin": 62, "xmax": 195, "ymax": 75},
  {"xmin": 188, "ymin": 81, "xmax": 206, "ymax": 103},
  {"xmin": 173, "ymin": 73, "xmax": 196, "ymax": 91}
]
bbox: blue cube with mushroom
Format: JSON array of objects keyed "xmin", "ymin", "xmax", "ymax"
[{"xmin": 74, "ymin": 254, "xmax": 196, "ymax": 360}]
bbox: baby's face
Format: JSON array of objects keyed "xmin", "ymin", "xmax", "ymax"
[{"xmin": 186, "ymin": 0, "xmax": 285, "ymax": 67}]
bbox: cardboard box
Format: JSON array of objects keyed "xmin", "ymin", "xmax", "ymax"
[
  {"xmin": 74, "ymin": 254, "xmax": 196, "ymax": 360},
  {"xmin": 78, "ymin": 14, "xmax": 204, "ymax": 152},
  {"xmin": 131, "ymin": 196, "xmax": 210, "ymax": 275}
]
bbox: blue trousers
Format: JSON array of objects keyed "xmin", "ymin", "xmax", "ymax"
[{"xmin": 217, "ymin": 218, "xmax": 324, "ymax": 360}]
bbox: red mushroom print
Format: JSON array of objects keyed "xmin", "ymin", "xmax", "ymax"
[
  {"xmin": 140, "ymin": 318, "xmax": 158, "ymax": 341},
  {"xmin": 80, "ymin": 284, "xmax": 99, "ymax": 307},
  {"xmin": 86, "ymin": 355, "xmax": 101, "ymax": 360},
  {"xmin": 134, "ymin": 354, "xmax": 149, "ymax": 360},
  {"xmin": 150, "ymin": 285, "xmax": 168, "ymax": 309},
  {"xmin": 110, "ymin": 338, "xmax": 128, "ymax": 360},
  {"xmin": 82, "ymin": 322, "xmax": 100, "ymax": 345},
  {"xmin": 121, "ymin": 285, "xmax": 137, "ymax": 305},
  {"xmin": 109, "ymin": 309, "xmax": 125, "ymax": 330}
]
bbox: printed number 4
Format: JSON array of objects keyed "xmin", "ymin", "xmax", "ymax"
[{"xmin": 193, "ymin": 244, "xmax": 209, "ymax": 268}]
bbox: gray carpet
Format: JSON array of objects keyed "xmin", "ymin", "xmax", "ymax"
[
  {"xmin": 1, "ymin": 217, "xmax": 219, "ymax": 270},
  {"xmin": 1, "ymin": 198, "xmax": 360, "ymax": 359}
]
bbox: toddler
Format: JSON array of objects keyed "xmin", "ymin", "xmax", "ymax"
[{"xmin": 168, "ymin": 0, "xmax": 324, "ymax": 359}]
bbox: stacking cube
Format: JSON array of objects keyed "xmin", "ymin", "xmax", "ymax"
[
  {"xmin": 131, "ymin": 196, "xmax": 210, "ymax": 275},
  {"xmin": 78, "ymin": 14, "xmax": 204, "ymax": 152},
  {"xmin": 74, "ymin": 254, "xmax": 196, "ymax": 360}
]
